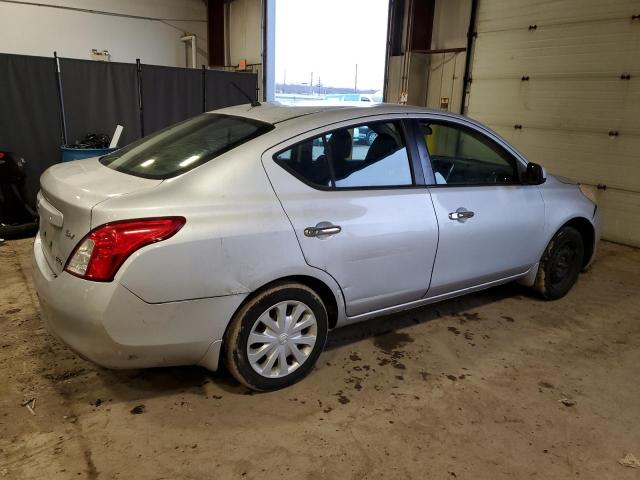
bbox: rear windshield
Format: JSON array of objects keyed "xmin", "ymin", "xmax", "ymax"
[{"xmin": 100, "ymin": 113, "xmax": 273, "ymax": 179}]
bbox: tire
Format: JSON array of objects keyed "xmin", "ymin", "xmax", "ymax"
[
  {"xmin": 534, "ymin": 226, "xmax": 584, "ymax": 300},
  {"xmin": 224, "ymin": 282, "xmax": 328, "ymax": 391}
]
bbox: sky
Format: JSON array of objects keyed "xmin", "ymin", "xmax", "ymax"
[{"xmin": 275, "ymin": 0, "xmax": 389, "ymax": 91}]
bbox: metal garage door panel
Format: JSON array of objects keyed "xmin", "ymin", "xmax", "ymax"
[
  {"xmin": 468, "ymin": 78, "xmax": 640, "ymax": 133},
  {"xmin": 468, "ymin": 0, "xmax": 640, "ymax": 246},
  {"xmin": 490, "ymin": 127, "xmax": 639, "ymax": 191},
  {"xmin": 476, "ymin": 0, "xmax": 638, "ymax": 32},
  {"xmin": 471, "ymin": 20, "xmax": 638, "ymax": 78},
  {"xmin": 590, "ymin": 189, "xmax": 640, "ymax": 248}
]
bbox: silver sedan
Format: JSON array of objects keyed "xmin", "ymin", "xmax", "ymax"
[{"xmin": 32, "ymin": 104, "xmax": 601, "ymax": 390}]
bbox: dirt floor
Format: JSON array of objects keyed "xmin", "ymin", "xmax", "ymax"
[{"xmin": 1, "ymin": 238, "xmax": 639, "ymax": 479}]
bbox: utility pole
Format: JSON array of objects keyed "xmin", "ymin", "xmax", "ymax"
[
  {"xmin": 354, "ymin": 63, "xmax": 358, "ymax": 93},
  {"xmin": 310, "ymin": 71, "xmax": 313, "ymax": 95}
]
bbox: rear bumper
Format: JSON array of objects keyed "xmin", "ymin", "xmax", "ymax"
[{"xmin": 32, "ymin": 234, "xmax": 245, "ymax": 371}]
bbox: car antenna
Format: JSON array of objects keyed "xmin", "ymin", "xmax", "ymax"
[{"xmin": 232, "ymin": 82, "xmax": 261, "ymax": 107}]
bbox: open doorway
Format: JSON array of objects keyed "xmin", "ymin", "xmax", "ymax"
[
  {"xmin": 384, "ymin": 0, "xmax": 473, "ymax": 111},
  {"xmin": 274, "ymin": 0, "xmax": 388, "ymax": 105}
]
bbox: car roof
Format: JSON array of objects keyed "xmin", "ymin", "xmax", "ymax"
[
  {"xmin": 205, "ymin": 102, "xmax": 530, "ymax": 167},
  {"xmin": 210, "ymin": 102, "xmax": 468, "ymax": 126}
]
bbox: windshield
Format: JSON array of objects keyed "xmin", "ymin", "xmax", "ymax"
[{"xmin": 100, "ymin": 114, "xmax": 273, "ymax": 179}]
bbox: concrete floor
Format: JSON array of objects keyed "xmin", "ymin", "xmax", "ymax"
[{"xmin": 1, "ymin": 238, "xmax": 639, "ymax": 479}]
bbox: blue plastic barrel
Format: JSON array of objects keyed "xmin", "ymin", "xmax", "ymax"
[{"xmin": 61, "ymin": 147, "xmax": 116, "ymax": 162}]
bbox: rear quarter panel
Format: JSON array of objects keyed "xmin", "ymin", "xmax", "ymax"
[{"xmin": 91, "ymin": 138, "xmax": 346, "ymax": 318}]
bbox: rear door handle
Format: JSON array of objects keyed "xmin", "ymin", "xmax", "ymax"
[
  {"xmin": 304, "ymin": 222, "xmax": 342, "ymax": 238},
  {"xmin": 448, "ymin": 208, "xmax": 474, "ymax": 222}
]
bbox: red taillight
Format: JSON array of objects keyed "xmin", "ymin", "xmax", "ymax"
[{"xmin": 64, "ymin": 217, "xmax": 185, "ymax": 282}]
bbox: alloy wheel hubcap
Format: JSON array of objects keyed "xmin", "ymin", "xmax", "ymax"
[{"xmin": 247, "ymin": 300, "xmax": 317, "ymax": 378}]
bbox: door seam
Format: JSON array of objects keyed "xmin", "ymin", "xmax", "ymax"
[
  {"xmin": 425, "ymin": 187, "xmax": 441, "ymax": 298},
  {"xmin": 258, "ymin": 155, "xmax": 348, "ymax": 312}
]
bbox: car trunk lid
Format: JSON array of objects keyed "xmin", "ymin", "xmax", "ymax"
[{"xmin": 37, "ymin": 158, "xmax": 162, "ymax": 275}]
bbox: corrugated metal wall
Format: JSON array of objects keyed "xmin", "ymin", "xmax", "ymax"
[{"xmin": 466, "ymin": 0, "xmax": 640, "ymax": 246}]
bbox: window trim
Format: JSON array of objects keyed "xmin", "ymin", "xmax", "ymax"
[
  {"xmin": 410, "ymin": 117, "xmax": 528, "ymax": 188},
  {"xmin": 406, "ymin": 119, "xmax": 430, "ymax": 186},
  {"xmin": 273, "ymin": 119, "xmax": 419, "ymax": 191}
]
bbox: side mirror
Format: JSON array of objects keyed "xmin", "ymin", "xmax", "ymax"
[{"xmin": 525, "ymin": 162, "xmax": 546, "ymax": 185}]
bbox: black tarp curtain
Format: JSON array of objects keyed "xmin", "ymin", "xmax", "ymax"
[{"xmin": 0, "ymin": 53, "xmax": 257, "ymax": 206}]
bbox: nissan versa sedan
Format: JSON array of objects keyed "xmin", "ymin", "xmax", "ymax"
[{"xmin": 33, "ymin": 103, "xmax": 601, "ymax": 391}]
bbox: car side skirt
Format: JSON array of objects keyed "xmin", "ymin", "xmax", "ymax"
[{"xmin": 336, "ymin": 268, "xmax": 534, "ymax": 327}]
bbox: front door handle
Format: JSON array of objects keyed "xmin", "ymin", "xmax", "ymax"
[
  {"xmin": 304, "ymin": 222, "xmax": 342, "ymax": 238},
  {"xmin": 448, "ymin": 208, "xmax": 474, "ymax": 222}
]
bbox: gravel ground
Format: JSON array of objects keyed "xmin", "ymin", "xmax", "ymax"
[{"xmin": 1, "ymin": 238, "xmax": 639, "ymax": 479}]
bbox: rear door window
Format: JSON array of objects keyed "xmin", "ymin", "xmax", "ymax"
[
  {"xmin": 101, "ymin": 114, "xmax": 273, "ymax": 179},
  {"xmin": 274, "ymin": 121, "xmax": 413, "ymax": 189},
  {"xmin": 274, "ymin": 135, "xmax": 332, "ymax": 187}
]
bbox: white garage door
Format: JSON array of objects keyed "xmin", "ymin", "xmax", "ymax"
[{"xmin": 466, "ymin": 0, "xmax": 640, "ymax": 246}]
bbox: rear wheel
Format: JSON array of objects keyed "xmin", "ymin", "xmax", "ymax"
[
  {"xmin": 534, "ymin": 226, "xmax": 584, "ymax": 300},
  {"xmin": 224, "ymin": 282, "xmax": 328, "ymax": 391}
]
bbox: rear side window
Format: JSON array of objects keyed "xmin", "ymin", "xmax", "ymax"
[
  {"xmin": 101, "ymin": 114, "xmax": 273, "ymax": 179},
  {"xmin": 274, "ymin": 135, "xmax": 332, "ymax": 187},
  {"xmin": 274, "ymin": 121, "xmax": 413, "ymax": 189}
]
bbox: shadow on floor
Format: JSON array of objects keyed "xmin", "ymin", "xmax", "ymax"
[
  {"xmin": 36, "ymin": 281, "xmax": 533, "ymax": 400},
  {"xmin": 325, "ymin": 281, "xmax": 532, "ymax": 351}
]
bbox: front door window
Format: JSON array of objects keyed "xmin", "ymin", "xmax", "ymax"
[{"xmin": 418, "ymin": 121, "xmax": 520, "ymax": 186}]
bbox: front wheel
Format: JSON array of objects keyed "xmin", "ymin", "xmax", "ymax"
[
  {"xmin": 224, "ymin": 282, "xmax": 328, "ymax": 391},
  {"xmin": 534, "ymin": 226, "xmax": 584, "ymax": 300}
]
